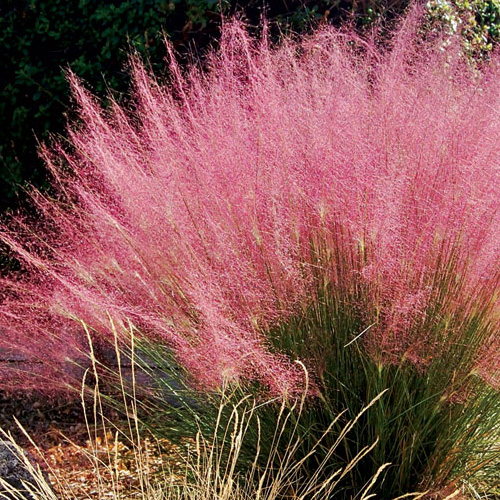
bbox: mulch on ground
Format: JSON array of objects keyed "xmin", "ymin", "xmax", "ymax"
[{"xmin": 0, "ymin": 392, "xmax": 187, "ymax": 499}]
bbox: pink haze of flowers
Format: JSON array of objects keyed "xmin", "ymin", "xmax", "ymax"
[{"xmin": 1, "ymin": 11, "xmax": 500, "ymax": 393}]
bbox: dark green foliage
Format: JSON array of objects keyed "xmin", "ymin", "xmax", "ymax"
[{"xmin": 0, "ymin": 0, "xmax": 227, "ymax": 210}]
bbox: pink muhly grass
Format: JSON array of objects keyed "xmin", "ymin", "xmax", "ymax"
[{"xmin": 0, "ymin": 10, "xmax": 499, "ymax": 396}]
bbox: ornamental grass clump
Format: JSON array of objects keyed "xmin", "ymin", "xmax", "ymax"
[{"xmin": 0, "ymin": 7, "xmax": 499, "ymax": 498}]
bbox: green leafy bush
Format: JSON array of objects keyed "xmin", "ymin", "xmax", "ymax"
[
  {"xmin": 0, "ymin": 0, "xmax": 227, "ymax": 209},
  {"xmin": 427, "ymin": 0, "xmax": 500, "ymax": 57}
]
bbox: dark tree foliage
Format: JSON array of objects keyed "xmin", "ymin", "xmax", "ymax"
[{"xmin": 0, "ymin": 0, "xmax": 217, "ymax": 210}]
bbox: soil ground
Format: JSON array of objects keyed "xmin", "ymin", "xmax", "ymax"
[{"xmin": 0, "ymin": 392, "xmax": 184, "ymax": 499}]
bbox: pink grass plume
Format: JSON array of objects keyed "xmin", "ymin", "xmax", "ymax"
[{"xmin": 0, "ymin": 9, "xmax": 499, "ymax": 395}]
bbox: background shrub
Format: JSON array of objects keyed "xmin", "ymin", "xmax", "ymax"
[
  {"xmin": 0, "ymin": 0, "xmax": 225, "ymax": 210},
  {"xmin": 427, "ymin": 0, "xmax": 500, "ymax": 58}
]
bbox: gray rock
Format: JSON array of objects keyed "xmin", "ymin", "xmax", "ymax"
[{"xmin": 0, "ymin": 441, "xmax": 51, "ymax": 499}]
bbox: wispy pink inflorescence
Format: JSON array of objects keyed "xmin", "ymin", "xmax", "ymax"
[{"xmin": 1, "ymin": 10, "xmax": 500, "ymax": 393}]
